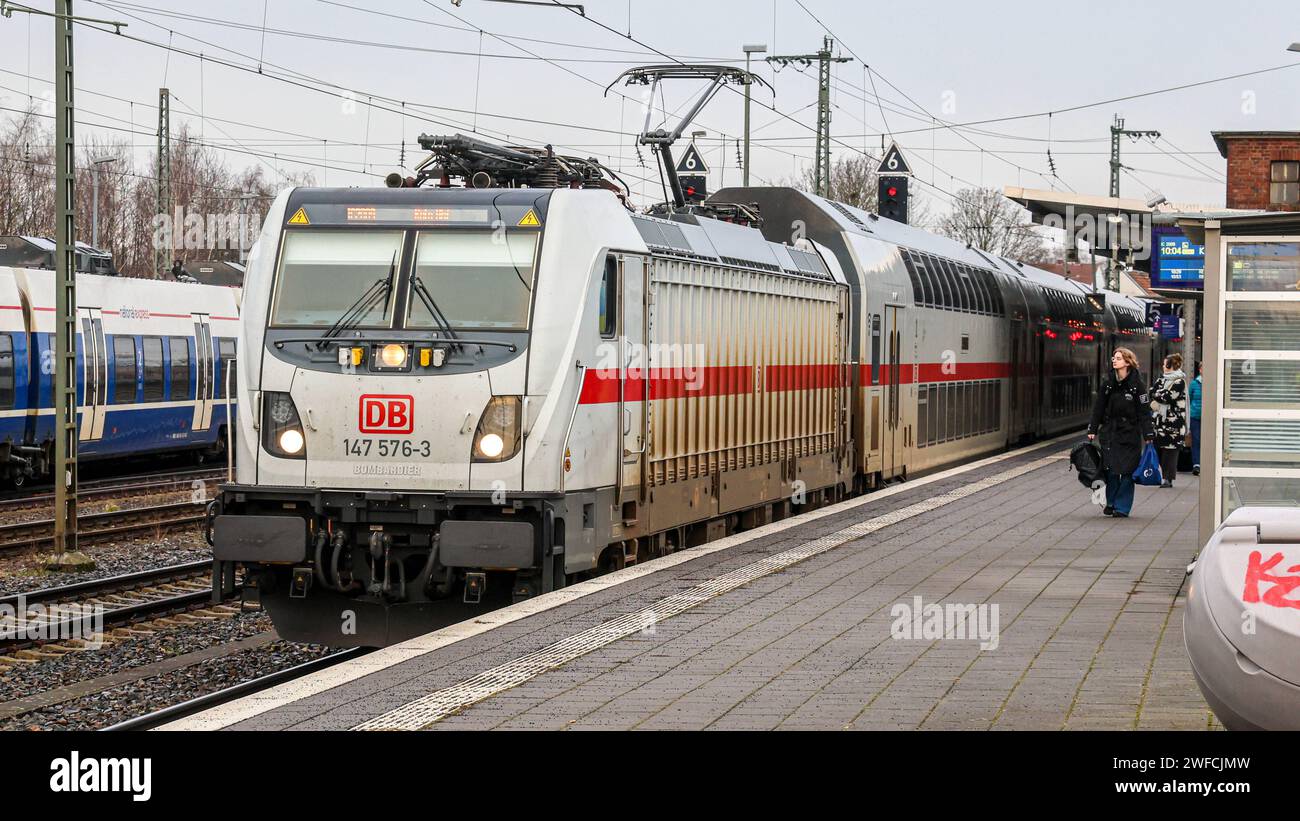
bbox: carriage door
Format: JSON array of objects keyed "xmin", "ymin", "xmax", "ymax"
[
  {"xmin": 1008, "ymin": 318, "xmax": 1023, "ymax": 443},
  {"xmin": 616, "ymin": 255, "xmax": 648, "ymax": 516},
  {"xmin": 883, "ymin": 305, "xmax": 904, "ymax": 479},
  {"xmin": 191, "ymin": 313, "xmax": 215, "ymax": 430},
  {"xmin": 78, "ymin": 307, "xmax": 107, "ymax": 441}
]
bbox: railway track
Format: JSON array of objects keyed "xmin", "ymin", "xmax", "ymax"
[
  {"xmin": 0, "ymin": 468, "xmax": 226, "ymax": 510},
  {"xmin": 0, "ymin": 560, "xmax": 226, "ymax": 657},
  {"xmin": 0, "ymin": 499, "xmax": 210, "ymax": 556},
  {"xmin": 101, "ymin": 647, "xmax": 369, "ymax": 731}
]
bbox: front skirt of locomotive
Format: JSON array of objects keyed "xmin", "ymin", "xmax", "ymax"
[{"xmin": 211, "ymin": 484, "xmax": 564, "ymax": 647}]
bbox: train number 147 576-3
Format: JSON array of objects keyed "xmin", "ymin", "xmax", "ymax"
[{"xmin": 343, "ymin": 438, "xmax": 432, "ymax": 458}]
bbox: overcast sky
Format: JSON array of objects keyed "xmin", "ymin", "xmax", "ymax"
[{"xmin": 3, "ymin": 0, "xmax": 1299, "ymax": 214}]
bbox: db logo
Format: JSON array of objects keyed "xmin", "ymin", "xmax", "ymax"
[{"xmin": 359, "ymin": 394, "xmax": 414, "ymax": 434}]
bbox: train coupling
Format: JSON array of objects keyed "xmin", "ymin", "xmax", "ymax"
[{"xmin": 463, "ymin": 571, "xmax": 487, "ymax": 605}]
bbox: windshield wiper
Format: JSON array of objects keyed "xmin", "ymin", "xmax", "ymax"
[
  {"xmin": 315, "ymin": 253, "xmax": 397, "ymax": 350},
  {"xmin": 410, "ymin": 275, "xmax": 467, "ymax": 352}
]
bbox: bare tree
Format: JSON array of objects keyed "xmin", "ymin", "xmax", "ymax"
[
  {"xmin": 0, "ymin": 112, "xmax": 313, "ymax": 277},
  {"xmin": 936, "ymin": 186, "xmax": 1053, "ymax": 264}
]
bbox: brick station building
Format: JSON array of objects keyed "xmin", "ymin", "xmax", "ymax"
[{"xmin": 1212, "ymin": 131, "xmax": 1300, "ymax": 211}]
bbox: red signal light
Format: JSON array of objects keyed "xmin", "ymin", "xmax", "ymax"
[{"xmin": 887, "ymin": 186, "xmax": 898, "ymax": 197}]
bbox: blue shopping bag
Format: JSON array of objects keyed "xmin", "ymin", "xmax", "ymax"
[{"xmin": 1132, "ymin": 443, "xmax": 1164, "ymax": 486}]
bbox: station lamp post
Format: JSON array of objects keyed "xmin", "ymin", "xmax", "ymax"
[{"xmin": 742, "ymin": 44, "xmax": 767, "ymax": 186}]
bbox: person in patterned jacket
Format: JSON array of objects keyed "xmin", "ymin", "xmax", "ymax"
[{"xmin": 1151, "ymin": 352, "xmax": 1187, "ymax": 488}]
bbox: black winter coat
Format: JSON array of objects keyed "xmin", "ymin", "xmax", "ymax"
[{"xmin": 1087, "ymin": 370, "xmax": 1155, "ymax": 475}]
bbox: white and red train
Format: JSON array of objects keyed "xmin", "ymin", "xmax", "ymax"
[{"xmin": 212, "ymin": 177, "xmax": 1158, "ymax": 647}]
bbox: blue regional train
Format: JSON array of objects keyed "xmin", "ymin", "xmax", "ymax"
[{"xmin": 0, "ymin": 266, "xmax": 242, "ymax": 487}]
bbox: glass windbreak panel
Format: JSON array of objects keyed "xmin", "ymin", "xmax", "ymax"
[
  {"xmin": 1223, "ymin": 419, "xmax": 1300, "ymax": 469},
  {"xmin": 1226, "ymin": 241, "xmax": 1300, "ymax": 292},
  {"xmin": 408, "ymin": 232, "xmax": 537, "ymax": 330},
  {"xmin": 1225, "ymin": 302, "xmax": 1300, "ymax": 351},
  {"xmin": 1224, "ymin": 360, "xmax": 1300, "ymax": 410},
  {"xmin": 1224, "ymin": 476, "xmax": 1300, "ymax": 517},
  {"xmin": 270, "ymin": 230, "xmax": 404, "ymax": 327}
]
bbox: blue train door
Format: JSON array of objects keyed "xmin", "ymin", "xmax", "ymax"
[
  {"xmin": 78, "ymin": 307, "xmax": 107, "ymax": 441},
  {"xmin": 191, "ymin": 313, "xmax": 215, "ymax": 430}
]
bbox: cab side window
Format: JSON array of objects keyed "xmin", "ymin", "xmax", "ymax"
[{"xmin": 599, "ymin": 255, "xmax": 618, "ymax": 338}]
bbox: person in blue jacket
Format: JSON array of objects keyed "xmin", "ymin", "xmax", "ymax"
[
  {"xmin": 1087, "ymin": 347, "xmax": 1156, "ymax": 518},
  {"xmin": 1189, "ymin": 361, "xmax": 1202, "ymax": 476}
]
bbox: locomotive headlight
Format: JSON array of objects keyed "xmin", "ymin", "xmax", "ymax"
[
  {"xmin": 380, "ymin": 343, "xmax": 407, "ymax": 368},
  {"xmin": 279, "ymin": 428, "xmax": 305, "ymax": 455},
  {"xmin": 472, "ymin": 396, "xmax": 522, "ymax": 463},
  {"xmin": 477, "ymin": 433, "xmax": 504, "ymax": 458},
  {"xmin": 262, "ymin": 391, "xmax": 306, "ymax": 460}
]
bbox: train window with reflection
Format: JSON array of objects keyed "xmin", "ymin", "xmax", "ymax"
[
  {"xmin": 408, "ymin": 232, "xmax": 538, "ymax": 330},
  {"xmin": 599, "ymin": 256, "xmax": 618, "ymax": 338},
  {"xmin": 142, "ymin": 337, "xmax": 164, "ymax": 402},
  {"xmin": 113, "ymin": 336, "xmax": 137, "ymax": 404},
  {"xmin": 270, "ymin": 230, "xmax": 405, "ymax": 327},
  {"xmin": 169, "ymin": 338, "xmax": 190, "ymax": 400},
  {"xmin": 217, "ymin": 339, "xmax": 237, "ymax": 399},
  {"xmin": 0, "ymin": 334, "xmax": 12, "ymax": 410}
]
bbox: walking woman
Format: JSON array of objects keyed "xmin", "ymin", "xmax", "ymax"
[
  {"xmin": 1087, "ymin": 348, "xmax": 1155, "ymax": 518},
  {"xmin": 1151, "ymin": 353, "xmax": 1188, "ymax": 488}
]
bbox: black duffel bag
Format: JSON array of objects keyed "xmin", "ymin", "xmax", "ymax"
[{"xmin": 1069, "ymin": 440, "xmax": 1105, "ymax": 488}]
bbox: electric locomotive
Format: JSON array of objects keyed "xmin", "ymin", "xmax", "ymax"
[{"xmin": 212, "ymin": 138, "xmax": 1159, "ymax": 648}]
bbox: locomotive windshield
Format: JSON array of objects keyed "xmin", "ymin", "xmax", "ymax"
[
  {"xmin": 270, "ymin": 230, "xmax": 405, "ymax": 327},
  {"xmin": 406, "ymin": 231, "xmax": 537, "ymax": 330}
]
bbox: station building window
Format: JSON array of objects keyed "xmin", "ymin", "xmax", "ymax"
[
  {"xmin": 1271, "ymin": 161, "xmax": 1299, "ymax": 206},
  {"xmin": 1219, "ymin": 239, "xmax": 1300, "ymax": 517}
]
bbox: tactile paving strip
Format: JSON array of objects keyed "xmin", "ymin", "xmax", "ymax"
[{"xmin": 353, "ymin": 452, "xmax": 1058, "ymax": 730}]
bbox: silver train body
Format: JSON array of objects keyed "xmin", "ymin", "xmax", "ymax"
[{"xmin": 213, "ymin": 185, "xmax": 1159, "ymax": 646}]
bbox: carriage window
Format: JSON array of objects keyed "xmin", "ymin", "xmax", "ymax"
[
  {"xmin": 169, "ymin": 338, "xmax": 190, "ymax": 400},
  {"xmin": 968, "ymin": 266, "xmax": 989, "ymax": 314},
  {"xmin": 142, "ymin": 337, "xmax": 164, "ymax": 402},
  {"xmin": 902, "ymin": 252, "xmax": 924, "ymax": 307},
  {"xmin": 217, "ymin": 338, "xmax": 237, "ymax": 399},
  {"xmin": 270, "ymin": 230, "xmax": 405, "ymax": 327},
  {"xmin": 917, "ymin": 385, "xmax": 928, "ymax": 447},
  {"xmin": 0, "ymin": 334, "xmax": 13, "ymax": 410},
  {"xmin": 927, "ymin": 385, "xmax": 938, "ymax": 445},
  {"xmin": 950, "ymin": 261, "xmax": 972, "ymax": 312},
  {"xmin": 408, "ymin": 231, "xmax": 537, "ymax": 330},
  {"xmin": 934, "ymin": 256, "xmax": 957, "ymax": 310},
  {"xmin": 599, "ymin": 256, "xmax": 617, "ymax": 337},
  {"xmin": 113, "ymin": 336, "xmax": 137, "ymax": 404},
  {"xmin": 917, "ymin": 259, "xmax": 935, "ymax": 307}
]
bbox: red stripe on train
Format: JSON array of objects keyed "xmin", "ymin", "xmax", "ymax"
[
  {"xmin": 578, "ymin": 362, "xmax": 1011, "ymax": 404},
  {"xmin": 863, "ymin": 361, "xmax": 1011, "ymax": 385}
]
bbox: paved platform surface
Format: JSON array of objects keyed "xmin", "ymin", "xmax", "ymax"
[{"xmin": 173, "ymin": 440, "xmax": 1216, "ymax": 731}]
